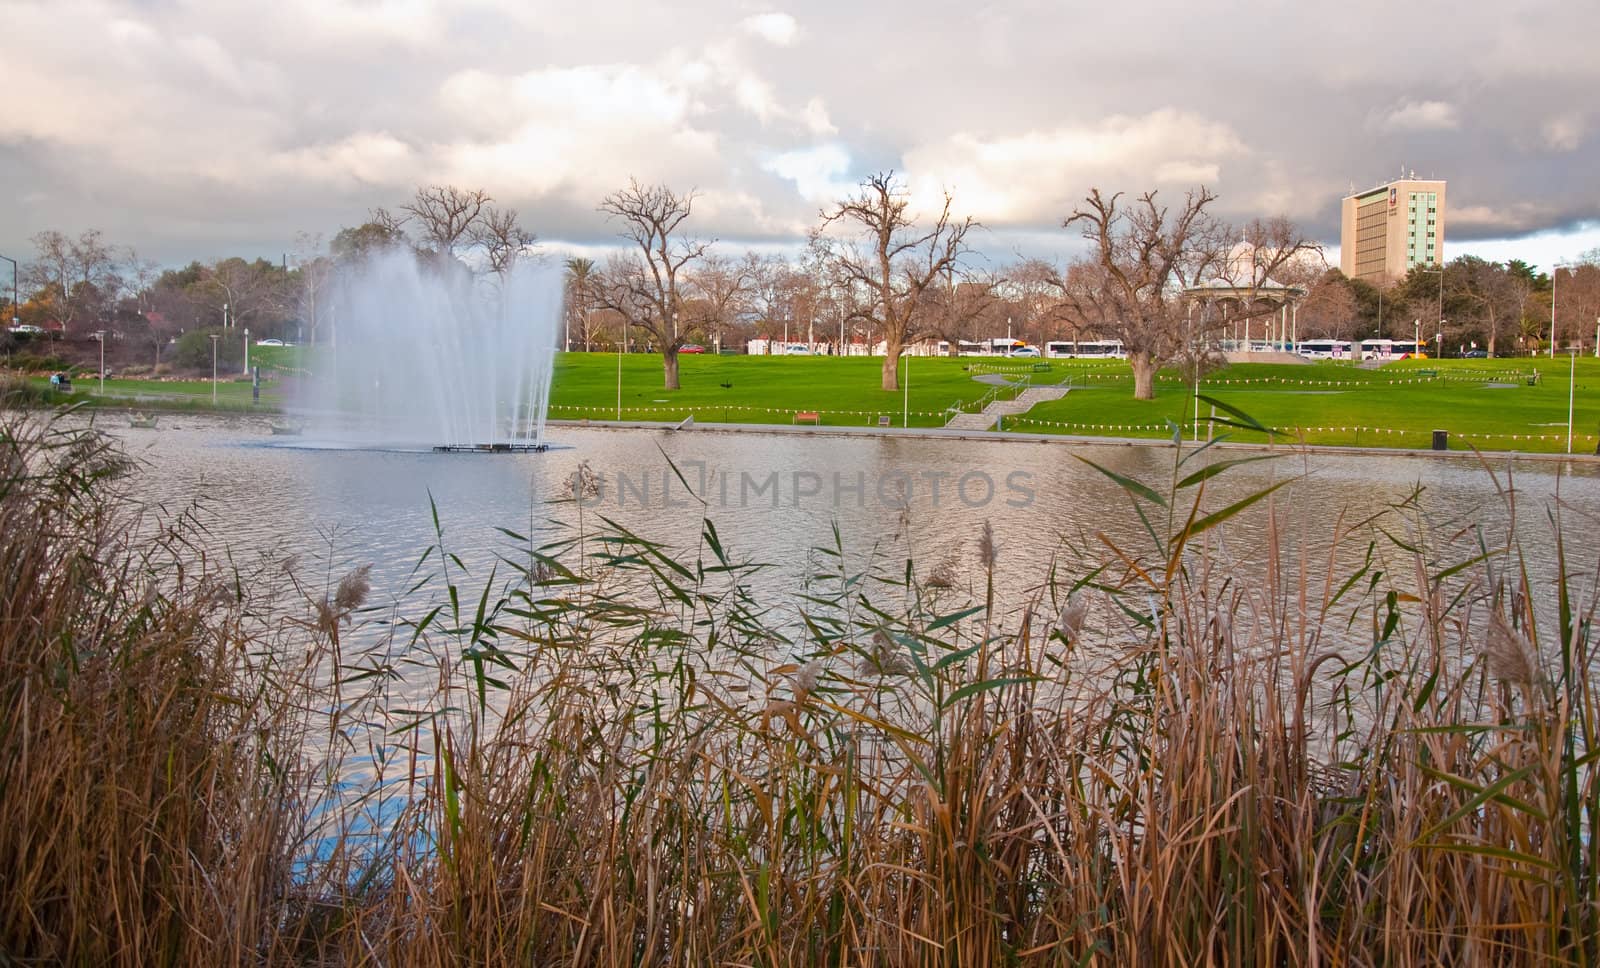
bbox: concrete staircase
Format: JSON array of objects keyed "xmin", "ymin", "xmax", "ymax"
[{"xmin": 945, "ymin": 385, "xmax": 1068, "ymax": 431}]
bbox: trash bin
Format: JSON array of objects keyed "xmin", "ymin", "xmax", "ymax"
[{"xmin": 1431, "ymin": 430, "xmax": 1448, "ymax": 451}]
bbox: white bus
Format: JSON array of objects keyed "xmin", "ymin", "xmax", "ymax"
[
  {"xmin": 1359, "ymin": 338, "xmax": 1395, "ymax": 361},
  {"xmin": 1044, "ymin": 339, "xmax": 1127, "ymax": 359},
  {"xmin": 1390, "ymin": 340, "xmax": 1426, "ymax": 358},
  {"xmin": 1297, "ymin": 339, "xmax": 1357, "ymax": 360}
]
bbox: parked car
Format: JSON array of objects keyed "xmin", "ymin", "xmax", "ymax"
[
  {"xmin": 255, "ymin": 338, "xmax": 285, "ymax": 347},
  {"xmin": 785, "ymin": 344, "xmax": 810, "ymax": 355},
  {"xmin": 1463, "ymin": 349, "xmax": 1488, "ymax": 358},
  {"xmin": 1011, "ymin": 346, "xmax": 1041, "ymax": 358},
  {"xmin": 679, "ymin": 344, "xmax": 705, "ymax": 354}
]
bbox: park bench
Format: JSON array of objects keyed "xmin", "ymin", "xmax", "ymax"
[
  {"xmin": 1032, "ymin": 362, "xmax": 1050, "ymax": 372},
  {"xmin": 877, "ymin": 415, "xmax": 892, "ymax": 427},
  {"xmin": 794, "ymin": 411, "xmax": 820, "ymax": 425},
  {"xmin": 1417, "ymin": 369, "xmax": 1438, "ymax": 378}
]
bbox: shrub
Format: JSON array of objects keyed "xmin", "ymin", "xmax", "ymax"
[{"xmin": 173, "ymin": 327, "xmax": 243, "ymax": 371}]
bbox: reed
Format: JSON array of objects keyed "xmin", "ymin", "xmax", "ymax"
[{"xmin": 1, "ymin": 401, "xmax": 1596, "ymax": 965}]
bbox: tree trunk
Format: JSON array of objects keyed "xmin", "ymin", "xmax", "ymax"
[
  {"xmin": 1130, "ymin": 349, "xmax": 1157, "ymax": 400},
  {"xmin": 662, "ymin": 347, "xmax": 680, "ymax": 390},
  {"xmin": 881, "ymin": 337, "xmax": 902, "ymax": 391}
]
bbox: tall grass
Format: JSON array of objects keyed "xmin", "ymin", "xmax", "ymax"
[{"xmin": 2, "ymin": 401, "xmax": 1598, "ymax": 964}]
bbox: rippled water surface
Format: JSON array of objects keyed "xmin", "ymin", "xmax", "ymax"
[{"xmin": 99, "ymin": 414, "xmax": 1600, "ymax": 620}]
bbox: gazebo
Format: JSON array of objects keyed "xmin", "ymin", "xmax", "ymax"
[{"xmin": 1183, "ymin": 243, "xmax": 1309, "ymax": 352}]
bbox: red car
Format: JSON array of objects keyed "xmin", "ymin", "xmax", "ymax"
[{"xmin": 679, "ymin": 344, "xmax": 705, "ymax": 354}]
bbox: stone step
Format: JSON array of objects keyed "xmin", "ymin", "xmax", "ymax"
[
  {"xmin": 944, "ymin": 385, "xmax": 1069, "ymax": 430},
  {"xmin": 944, "ymin": 412, "xmax": 998, "ymax": 431}
]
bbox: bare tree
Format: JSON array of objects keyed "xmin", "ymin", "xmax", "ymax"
[
  {"xmin": 1061, "ymin": 188, "xmax": 1226, "ymax": 400},
  {"xmin": 563, "ymin": 256, "xmax": 598, "ymax": 351},
  {"xmin": 400, "ymin": 185, "xmax": 493, "ymax": 258},
  {"xmin": 473, "ymin": 206, "xmax": 538, "ymax": 277},
  {"xmin": 1062, "ymin": 191, "xmax": 1313, "ymax": 399},
  {"xmin": 24, "ymin": 229, "xmax": 121, "ymax": 335},
  {"xmin": 684, "ymin": 253, "xmax": 758, "ymax": 353},
  {"xmin": 1554, "ymin": 262, "xmax": 1600, "ymax": 353},
  {"xmin": 1001, "ymin": 258, "xmax": 1071, "ymax": 347},
  {"xmin": 923, "ymin": 270, "xmax": 998, "ymax": 356},
  {"xmin": 291, "ymin": 233, "xmax": 334, "ymax": 346},
  {"xmin": 815, "ymin": 172, "xmax": 978, "ymax": 390},
  {"xmin": 199, "ymin": 257, "xmax": 279, "ymax": 331},
  {"xmin": 367, "ymin": 207, "xmax": 409, "ymax": 242},
  {"xmin": 1297, "ymin": 270, "xmax": 1360, "ymax": 340},
  {"xmin": 597, "ymin": 179, "xmax": 710, "ymax": 389}
]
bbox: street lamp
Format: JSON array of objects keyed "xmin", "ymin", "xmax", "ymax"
[
  {"xmin": 1550, "ymin": 263, "xmax": 1569, "ymax": 359},
  {"xmin": 615, "ymin": 318, "xmax": 625, "ymax": 420},
  {"xmin": 1567, "ymin": 348, "xmax": 1577, "ymax": 455},
  {"xmin": 209, "ymin": 334, "xmax": 221, "ymax": 405},
  {"xmin": 243, "ymin": 327, "xmax": 250, "ymax": 376},
  {"xmin": 902, "ymin": 347, "xmax": 911, "ymax": 428},
  {"xmin": 95, "ymin": 330, "xmax": 106, "ymax": 394},
  {"xmin": 1423, "ymin": 267, "xmax": 1444, "ymax": 355},
  {"xmin": 0, "ymin": 253, "xmax": 17, "ymax": 329}
]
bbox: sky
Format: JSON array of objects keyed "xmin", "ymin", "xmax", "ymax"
[{"xmin": 3, "ymin": 0, "xmax": 1599, "ymax": 274}]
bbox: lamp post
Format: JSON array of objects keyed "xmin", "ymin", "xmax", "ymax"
[
  {"xmin": 243, "ymin": 327, "xmax": 250, "ymax": 375},
  {"xmin": 1550, "ymin": 264, "xmax": 1564, "ymax": 359},
  {"xmin": 1567, "ymin": 348, "xmax": 1576, "ymax": 455},
  {"xmin": 0, "ymin": 253, "xmax": 17, "ymax": 329},
  {"xmin": 903, "ymin": 348, "xmax": 910, "ymax": 428},
  {"xmin": 1423, "ymin": 267, "xmax": 1443, "ymax": 355},
  {"xmin": 209, "ymin": 334, "xmax": 221, "ymax": 405},
  {"xmin": 615, "ymin": 318, "xmax": 625, "ymax": 420},
  {"xmin": 95, "ymin": 330, "xmax": 106, "ymax": 394}
]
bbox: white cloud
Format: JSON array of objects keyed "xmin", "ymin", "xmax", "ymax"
[
  {"xmin": 435, "ymin": 64, "xmax": 720, "ymax": 197},
  {"xmin": 1376, "ymin": 99, "xmax": 1460, "ymax": 132},
  {"xmin": 902, "ymin": 110, "xmax": 1248, "ymax": 225},
  {"xmin": 270, "ymin": 133, "xmax": 416, "ymax": 186},
  {"xmin": 802, "ymin": 98, "xmax": 836, "ymax": 136},
  {"xmin": 741, "ymin": 12, "xmax": 799, "ymax": 46},
  {"xmin": 763, "ymin": 144, "xmax": 854, "ymax": 203}
]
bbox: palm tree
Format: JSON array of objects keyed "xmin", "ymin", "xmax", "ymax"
[{"xmin": 563, "ymin": 256, "xmax": 596, "ymax": 351}]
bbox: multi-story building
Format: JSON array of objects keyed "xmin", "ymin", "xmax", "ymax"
[{"xmin": 1339, "ymin": 174, "xmax": 1446, "ymax": 284}]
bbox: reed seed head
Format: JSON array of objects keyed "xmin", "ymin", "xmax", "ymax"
[
  {"xmin": 1485, "ymin": 610, "xmax": 1541, "ymax": 687},
  {"xmin": 334, "ymin": 564, "xmax": 372, "ymax": 613}
]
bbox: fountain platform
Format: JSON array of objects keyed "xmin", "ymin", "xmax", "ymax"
[{"xmin": 432, "ymin": 443, "xmax": 550, "ymax": 453}]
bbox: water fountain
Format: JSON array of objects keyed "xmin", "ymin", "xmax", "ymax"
[{"xmin": 305, "ymin": 250, "xmax": 560, "ymax": 451}]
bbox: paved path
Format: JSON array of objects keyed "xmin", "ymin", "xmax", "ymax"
[{"xmin": 945, "ymin": 385, "xmax": 1069, "ymax": 431}]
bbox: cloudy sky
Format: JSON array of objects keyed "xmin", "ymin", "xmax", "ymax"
[{"xmin": 3, "ymin": 0, "xmax": 1598, "ymax": 271}]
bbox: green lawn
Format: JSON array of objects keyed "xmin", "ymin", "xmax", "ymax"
[
  {"xmin": 548, "ymin": 353, "xmax": 1014, "ymax": 428},
  {"xmin": 13, "ymin": 349, "xmax": 1599, "ymax": 454},
  {"xmin": 548, "ymin": 352, "xmax": 1600, "ymax": 454},
  {"xmin": 1016, "ymin": 358, "xmax": 1600, "ymax": 453}
]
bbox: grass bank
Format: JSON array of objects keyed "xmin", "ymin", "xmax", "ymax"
[
  {"xmin": 3, "ymin": 399, "xmax": 1598, "ymax": 962},
  {"xmin": 13, "ymin": 349, "xmax": 1597, "ymax": 453},
  {"xmin": 547, "ymin": 352, "xmax": 1600, "ymax": 453}
]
